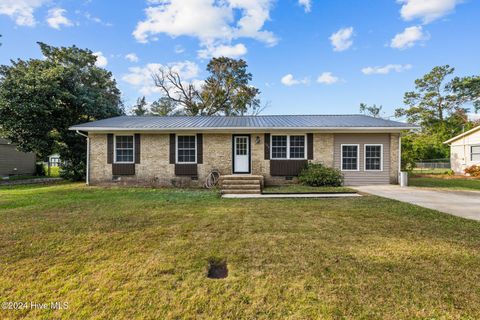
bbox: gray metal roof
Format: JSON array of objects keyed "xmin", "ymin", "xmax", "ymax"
[{"xmin": 69, "ymin": 115, "xmax": 417, "ymax": 131}]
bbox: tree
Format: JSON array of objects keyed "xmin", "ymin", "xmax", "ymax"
[
  {"xmin": 395, "ymin": 65, "xmax": 466, "ymax": 126},
  {"xmin": 395, "ymin": 65, "xmax": 480, "ymax": 166},
  {"xmin": 0, "ymin": 42, "xmax": 124, "ymax": 180},
  {"xmin": 359, "ymin": 103, "xmax": 383, "ymax": 118},
  {"xmin": 132, "ymin": 96, "xmax": 149, "ymax": 116},
  {"xmin": 150, "ymin": 97, "xmax": 182, "ymax": 116},
  {"xmin": 152, "ymin": 57, "xmax": 261, "ymax": 116}
]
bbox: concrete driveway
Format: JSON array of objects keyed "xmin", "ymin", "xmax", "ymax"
[{"xmin": 353, "ymin": 185, "xmax": 480, "ymax": 221}]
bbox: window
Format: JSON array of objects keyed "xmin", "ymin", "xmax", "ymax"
[
  {"xmin": 365, "ymin": 144, "xmax": 383, "ymax": 171},
  {"xmin": 289, "ymin": 136, "xmax": 305, "ymax": 159},
  {"xmin": 341, "ymin": 144, "xmax": 359, "ymax": 171},
  {"xmin": 115, "ymin": 135, "xmax": 134, "ymax": 163},
  {"xmin": 271, "ymin": 136, "xmax": 287, "ymax": 159},
  {"xmin": 271, "ymin": 135, "xmax": 306, "ymax": 159},
  {"xmin": 472, "ymin": 145, "xmax": 480, "ymax": 162},
  {"xmin": 177, "ymin": 135, "xmax": 196, "ymax": 163}
]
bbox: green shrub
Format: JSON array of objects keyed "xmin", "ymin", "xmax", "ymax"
[
  {"xmin": 299, "ymin": 163, "xmax": 344, "ymax": 187},
  {"xmin": 35, "ymin": 163, "xmax": 46, "ymax": 176}
]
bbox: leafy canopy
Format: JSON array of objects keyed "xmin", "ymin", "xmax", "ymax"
[{"xmin": 0, "ymin": 42, "xmax": 124, "ymax": 180}]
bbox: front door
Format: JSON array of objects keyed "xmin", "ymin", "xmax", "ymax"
[{"xmin": 233, "ymin": 135, "xmax": 250, "ymax": 174}]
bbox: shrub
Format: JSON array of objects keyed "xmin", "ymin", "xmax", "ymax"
[
  {"xmin": 299, "ymin": 163, "xmax": 344, "ymax": 187},
  {"xmin": 35, "ymin": 163, "xmax": 46, "ymax": 176},
  {"xmin": 465, "ymin": 165, "xmax": 480, "ymax": 177}
]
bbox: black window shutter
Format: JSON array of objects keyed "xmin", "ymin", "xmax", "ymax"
[
  {"xmin": 107, "ymin": 134, "xmax": 113, "ymax": 164},
  {"xmin": 169, "ymin": 134, "xmax": 176, "ymax": 164},
  {"xmin": 307, "ymin": 133, "xmax": 313, "ymax": 160},
  {"xmin": 134, "ymin": 134, "xmax": 140, "ymax": 164},
  {"xmin": 264, "ymin": 133, "xmax": 270, "ymax": 160},
  {"xmin": 197, "ymin": 134, "xmax": 203, "ymax": 164}
]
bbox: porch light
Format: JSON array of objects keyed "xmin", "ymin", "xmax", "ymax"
[{"xmin": 255, "ymin": 136, "xmax": 261, "ymax": 144}]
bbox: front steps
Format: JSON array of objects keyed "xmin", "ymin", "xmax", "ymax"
[{"xmin": 220, "ymin": 175, "xmax": 264, "ymax": 195}]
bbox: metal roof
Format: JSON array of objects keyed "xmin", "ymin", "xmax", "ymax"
[{"xmin": 69, "ymin": 115, "xmax": 417, "ymax": 131}]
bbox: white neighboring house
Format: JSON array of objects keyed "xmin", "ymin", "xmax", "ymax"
[
  {"xmin": 445, "ymin": 126, "xmax": 480, "ymax": 175},
  {"xmin": 48, "ymin": 154, "xmax": 61, "ymax": 167}
]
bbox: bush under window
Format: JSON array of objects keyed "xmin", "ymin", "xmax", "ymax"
[{"xmin": 298, "ymin": 163, "xmax": 344, "ymax": 187}]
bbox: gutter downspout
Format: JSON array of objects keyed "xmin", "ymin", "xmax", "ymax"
[
  {"xmin": 398, "ymin": 134, "xmax": 402, "ymax": 183},
  {"xmin": 76, "ymin": 130, "xmax": 90, "ymax": 185}
]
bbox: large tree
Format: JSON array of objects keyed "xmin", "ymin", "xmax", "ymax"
[
  {"xmin": 359, "ymin": 103, "xmax": 383, "ymax": 118},
  {"xmin": 132, "ymin": 96, "xmax": 149, "ymax": 116},
  {"xmin": 152, "ymin": 57, "xmax": 262, "ymax": 116},
  {"xmin": 395, "ymin": 65, "xmax": 479, "ymax": 167},
  {"xmin": 0, "ymin": 42, "xmax": 124, "ymax": 180}
]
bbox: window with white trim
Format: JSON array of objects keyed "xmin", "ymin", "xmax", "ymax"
[
  {"xmin": 115, "ymin": 135, "xmax": 134, "ymax": 163},
  {"xmin": 177, "ymin": 135, "xmax": 196, "ymax": 163},
  {"xmin": 271, "ymin": 135, "xmax": 306, "ymax": 159},
  {"xmin": 471, "ymin": 145, "xmax": 480, "ymax": 161},
  {"xmin": 289, "ymin": 136, "xmax": 305, "ymax": 159},
  {"xmin": 365, "ymin": 144, "xmax": 383, "ymax": 171},
  {"xmin": 341, "ymin": 145, "xmax": 358, "ymax": 171}
]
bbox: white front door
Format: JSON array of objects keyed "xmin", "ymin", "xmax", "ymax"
[{"xmin": 233, "ymin": 135, "xmax": 250, "ymax": 173}]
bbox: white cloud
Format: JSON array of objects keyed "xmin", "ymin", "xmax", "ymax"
[
  {"xmin": 133, "ymin": 0, "xmax": 277, "ymax": 58},
  {"xmin": 390, "ymin": 26, "xmax": 429, "ymax": 49},
  {"xmin": 299, "ymin": 0, "xmax": 312, "ymax": 12},
  {"xmin": 93, "ymin": 52, "xmax": 108, "ymax": 68},
  {"xmin": 198, "ymin": 43, "xmax": 247, "ymax": 59},
  {"xmin": 122, "ymin": 61, "xmax": 200, "ymax": 95},
  {"xmin": 125, "ymin": 53, "xmax": 139, "ymax": 63},
  {"xmin": 280, "ymin": 74, "xmax": 309, "ymax": 86},
  {"xmin": 317, "ymin": 72, "xmax": 339, "ymax": 85},
  {"xmin": 329, "ymin": 27, "xmax": 354, "ymax": 52},
  {"xmin": 83, "ymin": 11, "xmax": 113, "ymax": 27},
  {"xmin": 398, "ymin": 0, "xmax": 462, "ymax": 24},
  {"xmin": 0, "ymin": 0, "xmax": 48, "ymax": 26},
  {"xmin": 46, "ymin": 8, "xmax": 73, "ymax": 30},
  {"xmin": 361, "ymin": 64, "xmax": 412, "ymax": 75}
]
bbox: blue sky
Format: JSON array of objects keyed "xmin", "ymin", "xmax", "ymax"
[{"xmin": 0, "ymin": 0, "xmax": 479, "ymax": 116}]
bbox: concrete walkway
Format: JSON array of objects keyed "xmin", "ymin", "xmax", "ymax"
[
  {"xmin": 222, "ymin": 193, "xmax": 362, "ymax": 199},
  {"xmin": 353, "ymin": 185, "xmax": 480, "ymax": 221}
]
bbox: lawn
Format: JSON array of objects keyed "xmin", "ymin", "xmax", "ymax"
[
  {"xmin": 1, "ymin": 183, "xmax": 480, "ymax": 319},
  {"xmin": 263, "ymin": 185, "xmax": 354, "ymax": 193},
  {"xmin": 410, "ymin": 176, "xmax": 480, "ymax": 191}
]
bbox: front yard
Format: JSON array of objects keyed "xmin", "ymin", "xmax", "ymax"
[
  {"xmin": 410, "ymin": 175, "xmax": 480, "ymax": 191},
  {"xmin": 1, "ymin": 183, "xmax": 480, "ymax": 319}
]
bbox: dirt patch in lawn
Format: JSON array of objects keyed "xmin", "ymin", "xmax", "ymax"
[{"xmin": 207, "ymin": 258, "xmax": 228, "ymax": 279}]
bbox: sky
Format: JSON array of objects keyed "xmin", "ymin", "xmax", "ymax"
[{"xmin": 0, "ymin": 0, "xmax": 479, "ymax": 117}]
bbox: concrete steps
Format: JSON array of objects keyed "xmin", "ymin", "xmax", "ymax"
[{"xmin": 220, "ymin": 175, "xmax": 263, "ymax": 195}]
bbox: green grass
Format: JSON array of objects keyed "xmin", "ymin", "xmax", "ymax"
[
  {"xmin": 412, "ymin": 168, "xmax": 453, "ymax": 175},
  {"xmin": 409, "ymin": 176, "xmax": 480, "ymax": 191},
  {"xmin": 263, "ymin": 184, "xmax": 354, "ymax": 193},
  {"xmin": 1, "ymin": 183, "xmax": 480, "ymax": 319}
]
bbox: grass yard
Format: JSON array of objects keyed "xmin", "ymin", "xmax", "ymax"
[
  {"xmin": 410, "ymin": 176, "xmax": 480, "ymax": 191},
  {"xmin": 263, "ymin": 185, "xmax": 354, "ymax": 193},
  {"xmin": 1, "ymin": 183, "xmax": 480, "ymax": 319}
]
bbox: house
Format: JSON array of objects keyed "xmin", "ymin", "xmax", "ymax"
[
  {"xmin": 69, "ymin": 115, "xmax": 416, "ymax": 187},
  {"xmin": 444, "ymin": 126, "xmax": 480, "ymax": 175},
  {"xmin": 0, "ymin": 138, "xmax": 36, "ymax": 177},
  {"xmin": 48, "ymin": 154, "xmax": 61, "ymax": 167}
]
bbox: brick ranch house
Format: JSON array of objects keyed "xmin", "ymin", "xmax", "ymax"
[{"xmin": 69, "ymin": 115, "xmax": 416, "ymax": 187}]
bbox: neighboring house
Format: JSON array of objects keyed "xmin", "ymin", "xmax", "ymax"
[
  {"xmin": 444, "ymin": 126, "xmax": 480, "ymax": 175},
  {"xmin": 0, "ymin": 138, "xmax": 36, "ymax": 177},
  {"xmin": 48, "ymin": 154, "xmax": 61, "ymax": 167},
  {"xmin": 69, "ymin": 115, "xmax": 416, "ymax": 186}
]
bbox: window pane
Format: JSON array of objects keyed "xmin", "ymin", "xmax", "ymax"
[
  {"xmin": 289, "ymin": 136, "xmax": 305, "ymax": 159},
  {"xmin": 177, "ymin": 136, "xmax": 196, "ymax": 163},
  {"xmin": 272, "ymin": 136, "xmax": 287, "ymax": 159},
  {"xmin": 115, "ymin": 136, "xmax": 134, "ymax": 163},
  {"xmin": 365, "ymin": 145, "xmax": 382, "ymax": 170},
  {"xmin": 471, "ymin": 145, "xmax": 480, "ymax": 161},
  {"xmin": 342, "ymin": 145, "xmax": 358, "ymax": 170}
]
